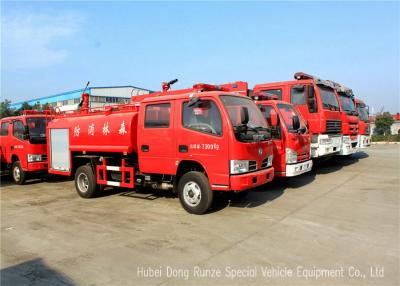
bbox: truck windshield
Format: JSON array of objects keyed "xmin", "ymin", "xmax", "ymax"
[
  {"xmin": 356, "ymin": 104, "xmax": 369, "ymax": 122},
  {"xmin": 27, "ymin": 117, "xmax": 47, "ymax": 144},
  {"xmin": 220, "ymin": 95, "xmax": 270, "ymax": 142},
  {"xmin": 318, "ymin": 85, "xmax": 340, "ymax": 111},
  {"xmin": 338, "ymin": 92, "xmax": 357, "ymax": 115},
  {"xmin": 277, "ymin": 103, "xmax": 306, "ymax": 132}
]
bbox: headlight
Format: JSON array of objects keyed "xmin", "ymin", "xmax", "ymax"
[
  {"xmin": 267, "ymin": 155, "xmax": 273, "ymax": 167},
  {"xmin": 27, "ymin": 154, "xmax": 42, "ymax": 162},
  {"xmin": 319, "ymin": 137, "xmax": 332, "ymax": 145},
  {"xmin": 230, "ymin": 160, "xmax": 250, "ymax": 174},
  {"xmin": 286, "ymin": 148, "xmax": 297, "ymax": 164}
]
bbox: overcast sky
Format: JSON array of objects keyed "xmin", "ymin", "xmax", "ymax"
[{"xmin": 1, "ymin": 1, "xmax": 399, "ymax": 114}]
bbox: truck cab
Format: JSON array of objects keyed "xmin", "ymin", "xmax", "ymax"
[
  {"xmin": 330, "ymin": 82, "xmax": 359, "ymax": 155},
  {"xmin": 355, "ymin": 98, "xmax": 371, "ymax": 148},
  {"xmin": 0, "ymin": 111, "xmax": 50, "ymax": 184},
  {"xmin": 253, "ymin": 72, "xmax": 342, "ymax": 159},
  {"xmin": 254, "ymin": 95, "xmax": 312, "ymax": 177}
]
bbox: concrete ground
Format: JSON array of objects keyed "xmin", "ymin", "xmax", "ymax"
[{"xmin": 1, "ymin": 145, "xmax": 399, "ymax": 286}]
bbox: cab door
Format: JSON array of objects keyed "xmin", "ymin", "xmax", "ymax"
[
  {"xmin": 259, "ymin": 104, "xmax": 285, "ymax": 173},
  {"xmin": 290, "ymin": 84, "xmax": 319, "ymax": 134},
  {"xmin": 138, "ymin": 101, "xmax": 176, "ymax": 174},
  {"xmin": 0, "ymin": 121, "xmax": 10, "ymax": 163},
  {"xmin": 175, "ymin": 97, "xmax": 229, "ymax": 187},
  {"xmin": 11, "ymin": 120, "xmax": 28, "ymax": 168}
]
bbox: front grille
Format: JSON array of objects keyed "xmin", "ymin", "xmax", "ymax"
[
  {"xmin": 249, "ymin": 160, "xmax": 257, "ymax": 171},
  {"xmin": 42, "ymin": 155, "xmax": 48, "ymax": 161},
  {"xmin": 326, "ymin": 120, "xmax": 342, "ymax": 134}
]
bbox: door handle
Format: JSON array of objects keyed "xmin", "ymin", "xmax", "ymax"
[
  {"xmin": 179, "ymin": 145, "xmax": 188, "ymax": 153},
  {"xmin": 141, "ymin": 145, "xmax": 149, "ymax": 152}
]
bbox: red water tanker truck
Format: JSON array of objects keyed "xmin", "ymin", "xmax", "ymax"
[
  {"xmin": 0, "ymin": 111, "xmax": 51, "ymax": 184},
  {"xmin": 47, "ymin": 83, "xmax": 274, "ymax": 214},
  {"xmin": 250, "ymin": 72, "xmax": 343, "ymax": 159},
  {"xmin": 355, "ymin": 98, "xmax": 371, "ymax": 148}
]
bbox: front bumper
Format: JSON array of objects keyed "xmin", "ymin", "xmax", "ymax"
[
  {"xmin": 357, "ymin": 135, "xmax": 371, "ymax": 148},
  {"xmin": 285, "ymin": 160, "xmax": 313, "ymax": 177},
  {"xmin": 25, "ymin": 161, "xmax": 48, "ymax": 172},
  {"xmin": 229, "ymin": 167, "xmax": 274, "ymax": 191},
  {"xmin": 338, "ymin": 136, "xmax": 358, "ymax": 156},
  {"xmin": 311, "ymin": 135, "xmax": 341, "ymax": 158}
]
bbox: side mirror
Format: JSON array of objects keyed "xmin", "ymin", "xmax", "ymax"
[
  {"xmin": 292, "ymin": 115, "xmax": 300, "ymax": 130},
  {"xmin": 270, "ymin": 109, "xmax": 278, "ymax": 127},
  {"xmin": 240, "ymin": 106, "xmax": 249, "ymax": 125}
]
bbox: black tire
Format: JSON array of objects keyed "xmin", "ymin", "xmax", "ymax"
[
  {"xmin": 178, "ymin": 171, "xmax": 213, "ymax": 215},
  {"xmin": 11, "ymin": 161, "xmax": 26, "ymax": 185},
  {"xmin": 74, "ymin": 165, "xmax": 98, "ymax": 198}
]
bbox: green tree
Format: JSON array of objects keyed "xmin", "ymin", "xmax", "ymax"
[
  {"xmin": 375, "ymin": 112, "xmax": 394, "ymax": 135},
  {"xmin": 15, "ymin": 102, "xmax": 33, "ymax": 115},
  {"xmin": 0, "ymin": 99, "xmax": 14, "ymax": 118}
]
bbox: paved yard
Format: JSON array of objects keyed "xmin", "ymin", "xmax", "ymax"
[{"xmin": 1, "ymin": 145, "xmax": 399, "ymax": 285}]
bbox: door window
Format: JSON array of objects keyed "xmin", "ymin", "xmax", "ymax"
[
  {"xmin": 13, "ymin": 120, "xmax": 25, "ymax": 140},
  {"xmin": 291, "ymin": 85, "xmax": 306, "ymax": 105},
  {"xmin": 259, "ymin": 105, "xmax": 281, "ymax": 139},
  {"xmin": 144, "ymin": 103, "xmax": 171, "ymax": 128},
  {"xmin": 182, "ymin": 100, "xmax": 222, "ymax": 136},
  {"xmin": 1, "ymin": 122, "xmax": 9, "ymax": 136}
]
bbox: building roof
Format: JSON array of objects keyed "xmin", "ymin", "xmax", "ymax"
[{"xmin": 9, "ymin": 85, "xmax": 153, "ymax": 109}]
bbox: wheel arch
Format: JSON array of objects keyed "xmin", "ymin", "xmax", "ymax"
[{"xmin": 176, "ymin": 160, "xmax": 208, "ymax": 182}]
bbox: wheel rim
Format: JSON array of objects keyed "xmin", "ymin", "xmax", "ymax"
[
  {"xmin": 183, "ymin": 181, "xmax": 202, "ymax": 207},
  {"xmin": 13, "ymin": 166, "xmax": 20, "ymax": 182},
  {"xmin": 77, "ymin": 173, "xmax": 89, "ymax": 193}
]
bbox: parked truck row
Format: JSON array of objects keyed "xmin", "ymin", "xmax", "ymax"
[{"xmin": 0, "ymin": 72, "xmax": 371, "ymax": 214}]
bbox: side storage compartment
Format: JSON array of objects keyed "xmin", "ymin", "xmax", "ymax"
[{"xmin": 49, "ymin": 128, "xmax": 71, "ymax": 173}]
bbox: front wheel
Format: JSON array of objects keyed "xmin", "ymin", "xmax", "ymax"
[
  {"xmin": 74, "ymin": 165, "xmax": 99, "ymax": 198},
  {"xmin": 11, "ymin": 161, "xmax": 26, "ymax": 185},
  {"xmin": 178, "ymin": 171, "xmax": 213, "ymax": 215}
]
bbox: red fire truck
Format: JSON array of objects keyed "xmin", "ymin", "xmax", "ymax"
[
  {"xmin": 47, "ymin": 84, "xmax": 274, "ymax": 214},
  {"xmin": 0, "ymin": 111, "xmax": 51, "ymax": 184},
  {"xmin": 327, "ymin": 81, "xmax": 359, "ymax": 155},
  {"xmin": 252, "ymin": 93, "xmax": 313, "ymax": 177},
  {"xmin": 218, "ymin": 82, "xmax": 313, "ymax": 177},
  {"xmin": 355, "ymin": 98, "xmax": 371, "ymax": 148},
  {"xmin": 250, "ymin": 72, "xmax": 342, "ymax": 159}
]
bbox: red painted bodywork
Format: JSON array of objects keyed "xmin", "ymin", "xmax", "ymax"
[
  {"xmin": 255, "ymin": 100, "xmax": 311, "ymax": 176},
  {"xmin": 218, "ymin": 82, "xmax": 312, "ymax": 176},
  {"xmin": 355, "ymin": 98, "xmax": 370, "ymax": 136},
  {"xmin": 252, "ymin": 79, "xmax": 342, "ymax": 138},
  {"xmin": 48, "ymin": 88, "xmax": 274, "ymax": 191},
  {"xmin": 0, "ymin": 114, "xmax": 50, "ymax": 172}
]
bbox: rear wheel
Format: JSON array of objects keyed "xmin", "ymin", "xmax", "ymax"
[
  {"xmin": 178, "ymin": 171, "xmax": 213, "ymax": 215},
  {"xmin": 11, "ymin": 161, "xmax": 26, "ymax": 185},
  {"xmin": 74, "ymin": 165, "xmax": 99, "ymax": 198}
]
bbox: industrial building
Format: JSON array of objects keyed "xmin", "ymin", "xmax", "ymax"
[{"xmin": 9, "ymin": 85, "xmax": 153, "ymax": 111}]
